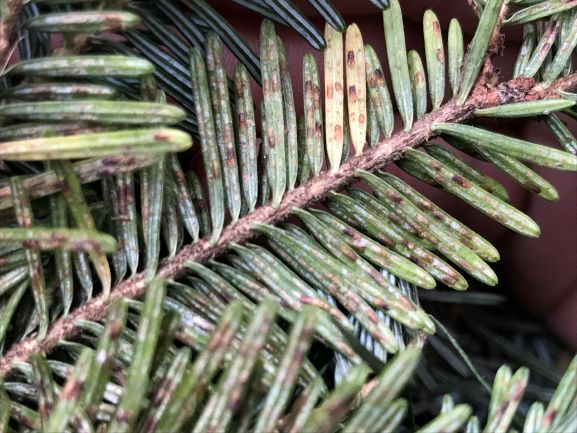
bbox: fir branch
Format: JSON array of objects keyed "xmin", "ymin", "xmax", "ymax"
[{"xmin": 1, "ymin": 71, "xmax": 576, "ymax": 377}]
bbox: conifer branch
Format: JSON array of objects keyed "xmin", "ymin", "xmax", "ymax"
[{"xmin": 1, "ymin": 71, "xmax": 576, "ymax": 377}]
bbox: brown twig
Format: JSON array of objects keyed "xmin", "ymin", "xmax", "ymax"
[
  {"xmin": 1, "ymin": 71, "xmax": 576, "ymax": 377},
  {"xmin": 476, "ymin": 2, "xmax": 509, "ymax": 91}
]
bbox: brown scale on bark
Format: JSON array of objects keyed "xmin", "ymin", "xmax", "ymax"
[
  {"xmin": 272, "ymin": 74, "xmax": 280, "ymax": 93},
  {"xmin": 367, "ymin": 309, "xmax": 379, "ymax": 325},
  {"xmin": 436, "ymin": 48, "xmax": 445, "ymax": 64},
  {"xmin": 416, "ymin": 71, "xmax": 425, "ymax": 87},
  {"xmin": 211, "ymin": 161, "xmax": 221, "ymax": 179},
  {"xmin": 314, "ymin": 122, "xmax": 322, "ymax": 138},
  {"xmin": 375, "ymin": 69, "xmax": 385, "ymax": 86},
  {"xmin": 267, "ymin": 129, "xmax": 276, "ymax": 149},
  {"xmin": 262, "ymin": 79, "xmax": 271, "ymax": 98},
  {"xmin": 326, "ymin": 82, "xmax": 334, "ymax": 99},
  {"xmin": 313, "ymin": 85, "xmax": 322, "ymax": 109},
  {"xmin": 22, "ymin": 240, "xmax": 37, "ymax": 249},
  {"xmin": 386, "ymin": 190, "xmax": 403, "ymax": 203},
  {"xmin": 430, "ymin": 210, "xmax": 444, "ymax": 221},
  {"xmin": 226, "ymin": 146, "xmax": 236, "ymax": 161},
  {"xmin": 368, "ymin": 72, "xmax": 377, "ymax": 88},
  {"xmin": 451, "ymin": 174, "xmax": 469, "ymax": 187},
  {"xmin": 154, "ymin": 133, "xmax": 170, "ymax": 142},
  {"xmin": 334, "ymin": 125, "xmax": 343, "ymax": 141}
]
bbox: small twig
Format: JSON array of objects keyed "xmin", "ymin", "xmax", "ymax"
[
  {"xmin": 1, "ymin": 72, "xmax": 576, "ymax": 377},
  {"xmin": 476, "ymin": 2, "xmax": 509, "ymax": 91}
]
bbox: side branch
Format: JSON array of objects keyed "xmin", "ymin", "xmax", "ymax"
[
  {"xmin": 0, "ymin": 73, "xmax": 576, "ymax": 377},
  {"xmin": 476, "ymin": 2, "xmax": 509, "ymax": 90}
]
